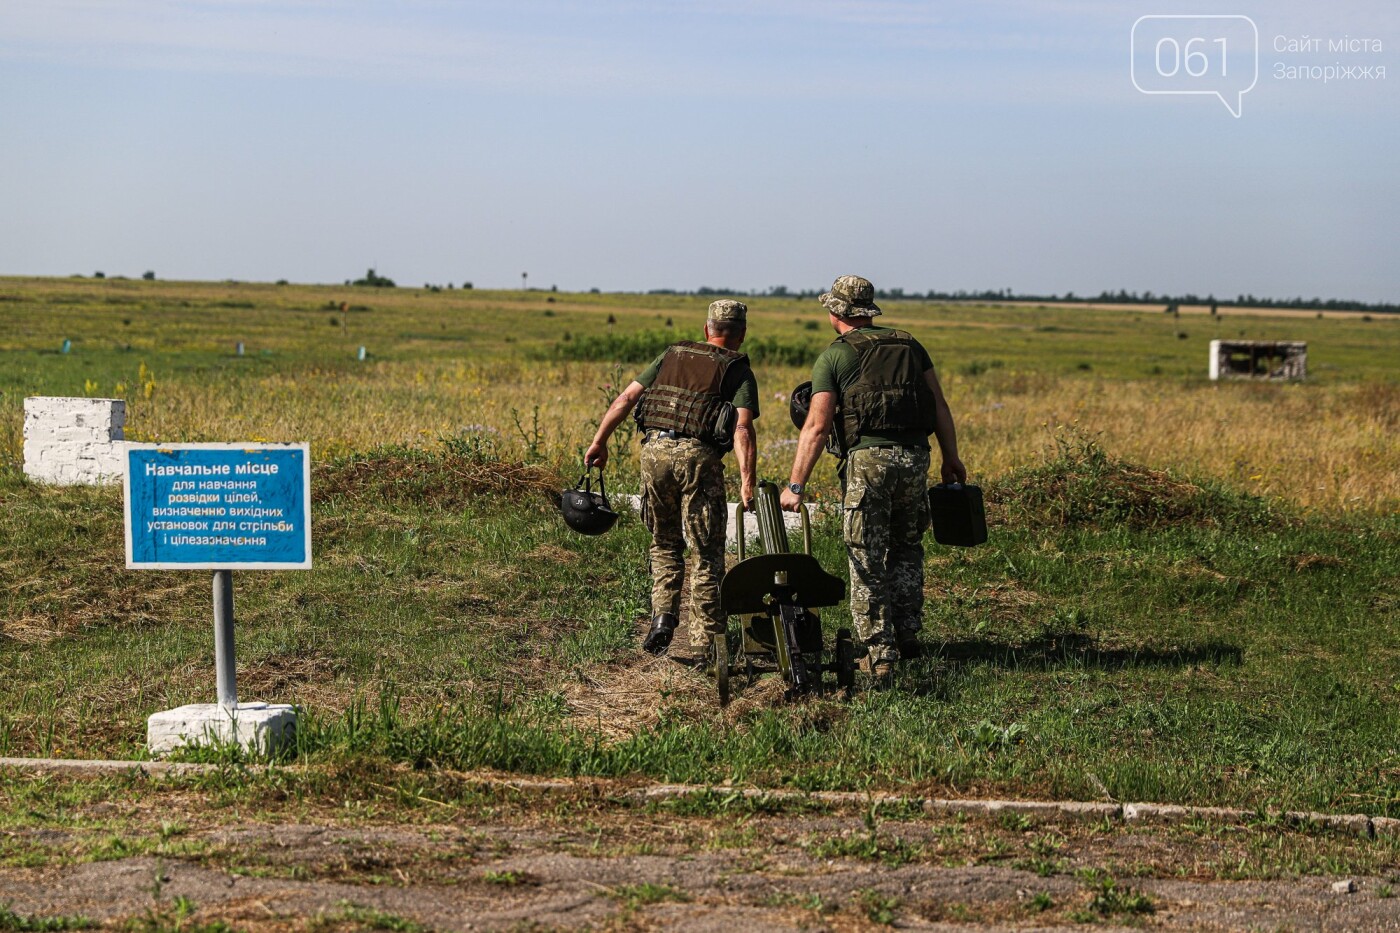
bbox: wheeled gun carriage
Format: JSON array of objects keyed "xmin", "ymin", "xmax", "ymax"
[{"xmin": 711, "ymin": 481, "xmax": 855, "ymax": 705}]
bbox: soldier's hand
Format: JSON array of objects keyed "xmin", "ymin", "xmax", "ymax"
[
  {"xmin": 585, "ymin": 442, "xmax": 608, "ymax": 469},
  {"xmin": 741, "ymin": 482, "xmax": 756, "ymax": 512},
  {"xmin": 779, "ymin": 488, "xmax": 802, "ymax": 512},
  {"xmin": 942, "ymin": 456, "xmax": 967, "ymax": 485}
]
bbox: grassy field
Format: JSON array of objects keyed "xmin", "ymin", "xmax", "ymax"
[
  {"xmin": 2, "ymin": 275, "xmax": 1396, "ymax": 510},
  {"xmin": 2, "ymin": 275, "xmax": 1399, "ymax": 821}
]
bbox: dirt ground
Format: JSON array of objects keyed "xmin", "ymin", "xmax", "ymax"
[
  {"xmin": 6, "ymin": 636, "xmax": 1398, "ymax": 930},
  {"xmin": 4, "ymin": 797, "xmax": 1400, "ymax": 931}
]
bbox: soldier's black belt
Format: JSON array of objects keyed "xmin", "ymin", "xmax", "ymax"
[{"xmin": 646, "ymin": 430, "xmax": 689, "ymax": 441}]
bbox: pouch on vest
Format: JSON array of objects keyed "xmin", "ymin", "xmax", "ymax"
[{"xmin": 710, "ymin": 400, "xmax": 737, "ymax": 452}]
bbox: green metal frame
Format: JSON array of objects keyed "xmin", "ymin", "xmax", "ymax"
[{"xmin": 717, "ymin": 481, "xmax": 853, "ymax": 702}]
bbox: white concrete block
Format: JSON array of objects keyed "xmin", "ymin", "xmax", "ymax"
[
  {"xmin": 616, "ymin": 493, "xmax": 815, "ymax": 549},
  {"xmin": 22, "ymin": 397, "xmax": 72, "ymax": 416},
  {"xmin": 147, "ymin": 702, "xmax": 298, "ymax": 757},
  {"xmin": 47, "ymin": 427, "xmax": 109, "ymax": 444},
  {"xmin": 23, "ymin": 397, "xmax": 127, "ymax": 485},
  {"xmin": 78, "ymin": 445, "xmax": 116, "ymax": 463},
  {"xmin": 25, "ymin": 396, "xmax": 122, "ymax": 424}
]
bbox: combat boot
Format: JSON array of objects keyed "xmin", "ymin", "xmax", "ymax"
[
  {"xmin": 897, "ymin": 636, "xmax": 923, "ymax": 660},
  {"xmin": 860, "ymin": 654, "xmax": 897, "ymax": 688},
  {"xmin": 642, "ymin": 613, "xmax": 679, "ymax": 655}
]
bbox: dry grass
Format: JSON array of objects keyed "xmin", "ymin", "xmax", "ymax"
[
  {"xmin": 563, "ymin": 656, "xmax": 713, "ymax": 741},
  {"xmin": 960, "ymin": 377, "xmax": 1399, "ymax": 514},
  {"xmin": 3, "ymin": 277, "xmax": 1396, "ymax": 512},
  {"xmin": 562, "ymin": 626, "xmax": 834, "ymax": 742},
  {"xmin": 993, "ymin": 299, "xmax": 1384, "ymax": 320},
  {"xmin": 0, "ymin": 615, "xmax": 68, "ymax": 644},
  {"xmin": 991, "ymin": 438, "xmax": 1234, "ymax": 530},
  {"xmin": 1, "ymin": 545, "xmax": 205, "ymax": 644},
  {"xmin": 931, "ymin": 579, "xmax": 1045, "ymax": 625},
  {"xmin": 313, "ymin": 440, "xmax": 562, "ymax": 507},
  {"xmin": 100, "ymin": 359, "xmax": 1400, "ymax": 513}
]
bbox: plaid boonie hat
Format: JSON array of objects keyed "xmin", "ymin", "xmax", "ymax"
[
  {"xmin": 818, "ymin": 274, "xmax": 882, "ymax": 318},
  {"xmin": 707, "ymin": 299, "xmax": 747, "ymax": 323}
]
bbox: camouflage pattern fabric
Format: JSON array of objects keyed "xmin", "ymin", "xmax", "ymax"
[
  {"xmin": 841, "ymin": 445, "xmax": 931, "ymax": 662},
  {"xmin": 707, "ymin": 299, "xmax": 748, "ymax": 322},
  {"xmin": 640, "ymin": 434, "xmax": 728, "ymax": 647},
  {"xmin": 818, "ymin": 274, "xmax": 883, "ymax": 319}
]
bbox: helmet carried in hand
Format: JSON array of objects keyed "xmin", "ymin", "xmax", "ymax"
[
  {"xmin": 560, "ymin": 466, "xmax": 619, "ymax": 536},
  {"xmin": 789, "ymin": 381, "xmax": 814, "ymax": 430}
]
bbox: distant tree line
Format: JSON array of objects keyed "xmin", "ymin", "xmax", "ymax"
[
  {"xmin": 62, "ymin": 269, "xmax": 1396, "ymax": 313},
  {"xmin": 936, "ymin": 288, "xmax": 1400, "ymax": 315},
  {"xmin": 349, "ymin": 268, "xmax": 396, "ymax": 288},
  {"xmin": 640, "ymin": 284, "xmax": 1398, "ymax": 314}
]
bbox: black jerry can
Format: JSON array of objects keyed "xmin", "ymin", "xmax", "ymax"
[{"xmin": 928, "ymin": 483, "xmax": 988, "ymax": 547}]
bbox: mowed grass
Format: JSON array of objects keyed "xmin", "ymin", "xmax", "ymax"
[
  {"xmin": 1, "ymin": 276, "xmax": 1398, "ymax": 816},
  {"xmin": 1, "ymin": 275, "xmax": 1397, "ymax": 511}
]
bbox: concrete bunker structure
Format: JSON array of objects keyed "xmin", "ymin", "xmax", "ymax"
[{"xmin": 1208, "ymin": 340, "xmax": 1307, "ymax": 381}]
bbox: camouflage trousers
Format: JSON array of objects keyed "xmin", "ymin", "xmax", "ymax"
[
  {"xmin": 640, "ymin": 435, "xmax": 728, "ymax": 648},
  {"xmin": 841, "ymin": 445, "xmax": 931, "ymax": 663}
]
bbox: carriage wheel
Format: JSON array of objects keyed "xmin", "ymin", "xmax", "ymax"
[{"xmin": 834, "ymin": 628, "xmax": 856, "ymax": 698}]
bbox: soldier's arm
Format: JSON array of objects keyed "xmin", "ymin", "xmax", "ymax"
[
  {"xmin": 733, "ymin": 407, "xmax": 757, "ymax": 510},
  {"xmin": 780, "ymin": 390, "xmax": 836, "ymax": 512},
  {"xmin": 924, "ymin": 367, "xmax": 967, "ymax": 484},
  {"xmin": 585, "ymin": 380, "xmax": 646, "ymax": 469}
]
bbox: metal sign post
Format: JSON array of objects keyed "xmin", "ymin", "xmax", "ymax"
[
  {"xmin": 213, "ymin": 569, "xmax": 237, "ymax": 710},
  {"xmin": 125, "ymin": 443, "xmax": 311, "ymax": 754}
]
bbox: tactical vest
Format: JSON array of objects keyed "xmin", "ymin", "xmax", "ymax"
[
  {"xmin": 831, "ymin": 328, "xmax": 936, "ymax": 454},
  {"xmin": 634, "ymin": 341, "xmax": 749, "ymax": 449}
]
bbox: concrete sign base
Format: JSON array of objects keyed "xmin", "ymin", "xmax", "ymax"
[{"xmin": 147, "ymin": 702, "xmax": 297, "ymax": 757}]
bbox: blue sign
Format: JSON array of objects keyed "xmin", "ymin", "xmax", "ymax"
[{"xmin": 124, "ymin": 444, "xmax": 311, "ymax": 570}]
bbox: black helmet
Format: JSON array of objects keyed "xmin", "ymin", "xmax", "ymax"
[
  {"xmin": 560, "ymin": 466, "xmax": 618, "ymax": 536},
  {"xmin": 789, "ymin": 381, "xmax": 813, "ymax": 430}
]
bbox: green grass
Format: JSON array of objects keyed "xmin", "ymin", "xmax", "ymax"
[
  {"xmin": 2, "ymin": 276, "xmax": 1399, "ymax": 822},
  {"xmin": 4, "ymin": 277, "xmax": 1394, "ymax": 394},
  {"xmin": 3, "ymin": 435, "xmax": 1397, "ymax": 818},
  {"xmin": 856, "ymin": 889, "xmax": 900, "ymax": 925},
  {"xmin": 537, "ymin": 327, "xmax": 826, "ymax": 367},
  {"xmin": 0, "ymin": 908, "xmax": 92, "ymax": 932},
  {"xmin": 1, "ymin": 765, "xmax": 1397, "ymax": 883},
  {"xmin": 481, "ymin": 869, "xmax": 526, "ymax": 885},
  {"xmin": 1070, "ymin": 874, "xmax": 1155, "ymax": 923},
  {"xmin": 314, "ymin": 905, "xmax": 429, "ymax": 933},
  {"xmin": 807, "ymin": 830, "xmax": 924, "ymax": 867},
  {"xmin": 608, "ymin": 883, "xmax": 689, "ymax": 908}
]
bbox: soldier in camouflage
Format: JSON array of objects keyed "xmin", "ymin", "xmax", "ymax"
[
  {"xmin": 585, "ymin": 300, "xmax": 760, "ymax": 661},
  {"xmin": 780, "ymin": 275, "xmax": 966, "ymax": 684}
]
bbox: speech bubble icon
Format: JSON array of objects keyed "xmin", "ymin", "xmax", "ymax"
[{"xmin": 1131, "ymin": 15, "xmax": 1258, "ymax": 118}]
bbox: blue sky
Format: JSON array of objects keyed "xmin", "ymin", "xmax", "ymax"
[{"xmin": 1, "ymin": 1, "xmax": 1396, "ymax": 300}]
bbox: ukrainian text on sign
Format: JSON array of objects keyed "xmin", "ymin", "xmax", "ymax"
[{"xmin": 124, "ymin": 443, "xmax": 311, "ymax": 569}]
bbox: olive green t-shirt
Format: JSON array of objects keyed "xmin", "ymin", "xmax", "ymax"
[
  {"xmin": 810, "ymin": 325, "xmax": 932, "ymax": 453},
  {"xmin": 636, "ymin": 349, "xmax": 760, "ymax": 417}
]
